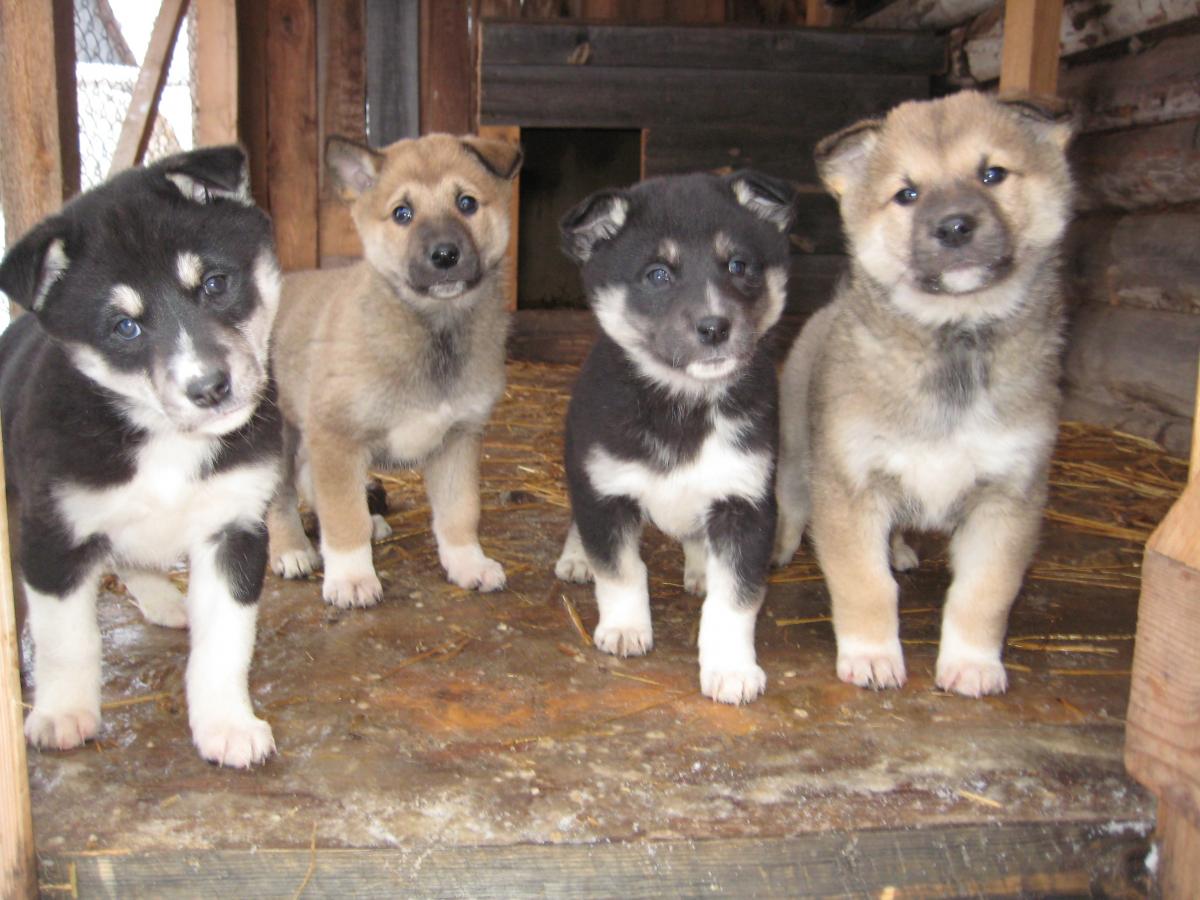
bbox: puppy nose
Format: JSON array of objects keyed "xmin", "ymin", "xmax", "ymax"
[
  {"xmin": 934, "ymin": 214, "xmax": 976, "ymax": 248},
  {"xmin": 430, "ymin": 243, "xmax": 460, "ymax": 270},
  {"xmin": 696, "ymin": 316, "xmax": 732, "ymax": 346},
  {"xmin": 186, "ymin": 370, "xmax": 231, "ymax": 408}
]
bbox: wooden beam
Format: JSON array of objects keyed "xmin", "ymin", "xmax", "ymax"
[
  {"xmin": 0, "ymin": 0, "xmax": 77, "ymax": 241},
  {"xmin": 53, "ymin": 0, "xmax": 80, "ymax": 200},
  {"xmin": 318, "ymin": 0, "xmax": 366, "ymax": 263},
  {"xmin": 420, "ymin": 0, "xmax": 473, "ymax": 135},
  {"xmin": 0, "ymin": 431, "xmax": 35, "ymax": 900},
  {"xmin": 1072, "ymin": 117, "xmax": 1200, "ymax": 212},
  {"xmin": 857, "ymin": 0, "xmax": 992, "ymax": 29},
  {"xmin": 236, "ymin": 0, "xmax": 270, "ymax": 208},
  {"xmin": 194, "ymin": 0, "xmax": 239, "ymax": 146},
  {"xmin": 266, "ymin": 0, "xmax": 320, "ymax": 271},
  {"xmin": 999, "ymin": 0, "xmax": 1064, "ymax": 99},
  {"xmin": 478, "ymin": 124, "xmax": 519, "ymax": 311},
  {"xmin": 108, "ymin": 0, "xmax": 189, "ymax": 175},
  {"xmin": 366, "ymin": 0, "xmax": 419, "ymax": 146}
]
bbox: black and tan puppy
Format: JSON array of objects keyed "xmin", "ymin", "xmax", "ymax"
[
  {"xmin": 555, "ymin": 171, "xmax": 796, "ymax": 704},
  {"xmin": 775, "ymin": 92, "xmax": 1074, "ymax": 696},
  {"xmin": 267, "ymin": 134, "xmax": 522, "ymax": 607}
]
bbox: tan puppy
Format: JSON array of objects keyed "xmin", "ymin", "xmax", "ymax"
[
  {"xmin": 775, "ymin": 92, "xmax": 1074, "ymax": 696},
  {"xmin": 267, "ymin": 134, "xmax": 522, "ymax": 607}
]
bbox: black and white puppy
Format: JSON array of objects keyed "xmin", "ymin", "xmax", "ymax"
[
  {"xmin": 0, "ymin": 147, "xmax": 283, "ymax": 767},
  {"xmin": 554, "ymin": 172, "xmax": 796, "ymax": 704}
]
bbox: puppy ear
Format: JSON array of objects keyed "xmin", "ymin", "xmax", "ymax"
[
  {"xmin": 998, "ymin": 94, "xmax": 1075, "ymax": 151},
  {"xmin": 725, "ymin": 170, "xmax": 798, "ymax": 232},
  {"xmin": 461, "ymin": 136, "xmax": 523, "ymax": 181},
  {"xmin": 159, "ymin": 145, "xmax": 253, "ymax": 205},
  {"xmin": 560, "ymin": 190, "xmax": 629, "ymax": 264},
  {"xmin": 814, "ymin": 118, "xmax": 882, "ymax": 199},
  {"xmin": 0, "ymin": 218, "xmax": 71, "ymax": 314},
  {"xmin": 325, "ymin": 137, "xmax": 384, "ymax": 199}
]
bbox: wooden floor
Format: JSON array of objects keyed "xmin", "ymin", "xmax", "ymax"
[{"xmin": 28, "ymin": 361, "xmax": 1171, "ymax": 897}]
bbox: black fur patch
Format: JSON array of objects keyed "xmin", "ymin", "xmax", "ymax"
[
  {"xmin": 707, "ymin": 494, "xmax": 776, "ymax": 607},
  {"xmin": 214, "ymin": 521, "xmax": 269, "ymax": 605}
]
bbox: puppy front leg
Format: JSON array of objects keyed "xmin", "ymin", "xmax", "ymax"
[
  {"xmin": 937, "ymin": 492, "xmax": 1041, "ymax": 697},
  {"xmin": 575, "ymin": 492, "xmax": 650, "ymax": 656},
  {"xmin": 23, "ymin": 567, "xmax": 104, "ymax": 751},
  {"xmin": 308, "ymin": 428, "xmax": 380, "ymax": 607},
  {"xmin": 267, "ymin": 420, "xmax": 320, "ymax": 579},
  {"xmin": 186, "ymin": 521, "xmax": 274, "ymax": 768},
  {"xmin": 699, "ymin": 498, "xmax": 773, "ymax": 704},
  {"xmin": 422, "ymin": 428, "xmax": 505, "ymax": 592},
  {"xmin": 811, "ymin": 481, "xmax": 905, "ymax": 689}
]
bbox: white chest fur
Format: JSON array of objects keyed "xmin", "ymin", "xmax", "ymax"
[
  {"xmin": 586, "ymin": 418, "xmax": 772, "ymax": 540},
  {"xmin": 836, "ymin": 408, "xmax": 1053, "ymax": 527},
  {"xmin": 382, "ymin": 391, "xmax": 496, "ymax": 465},
  {"xmin": 56, "ymin": 432, "xmax": 278, "ymax": 568}
]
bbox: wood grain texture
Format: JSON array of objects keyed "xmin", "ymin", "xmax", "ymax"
[
  {"xmin": 53, "ymin": 0, "xmax": 80, "ymax": 200},
  {"xmin": 1072, "ymin": 117, "xmax": 1200, "ymax": 212},
  {"xmin": 998, "ymin": 0, "xmax": 1064, "ymax": 99},
  {"xmin": 0, "ymin": 0, "xmax": 70, "ymax": 241},
  {"xmin": 108, "ymin": 0, "xmax": 189, "ymax": 175},
  {"xmin": 0, "ymin": 429, "xmax": 35, "ymax": 900},
  {"xmin": 1159, "ymin": 798, "xmax": 1200, "ymax": 897},
  {"xmin": 481, "ymin": 21, "xmax": 946, "ymax": 74},
  {"xmin": 40, "ymin": 822, "xmax": 1148, "ymax": 897},
  {"xmin": 420, "ymin": 0, "xmax": 473, "ymax": 135},
  {"xmin": 194, "ymin": 0, "xmax": 239, "ymax": 146},
  {"xmin": 266, "ymin": 0, "xmax": 320, "ymax": 271},
  {"xmin": 857, "ymin": 0, "xmax": 992, "ymax": 29},
  {"xmin": 236, "ymin": 0, "xmax": 270, "ymax": 208},
  {"xmin": 319, "ymin": 0, "xmax": 366, "ymax": 262},
  {"xmin": 366, "ymin": 0, "xmax": 419, "ymax": 145}
]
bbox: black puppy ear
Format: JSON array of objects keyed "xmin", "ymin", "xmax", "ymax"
[
  {"xmin": 0, "ymin": 218, "xmax": 71, "ymax": 314},
  {"xmin": 461, "ymin": 136, "xmax": 524, "ymax": 181},
  {"xmin": 560, "ymin": 189, "xmax": 630, "ymax": 263},
  {"xmin": 814, "ymin": 117, "xmax": 883, "ymax": 199},
  {"xmin": 158, "ymin": 144, "xmax": 252, "ymax": 204},
  {"xmin": 998, "ymin": 93, "xmax": 1075, "ymax": 150},
  {"xmin": 325, "ymin": 136, "xmax": 384, "ymax": 200},
  {"xmin": 725, "ymin": 169, "xmax": 798, "ymax": 232}
]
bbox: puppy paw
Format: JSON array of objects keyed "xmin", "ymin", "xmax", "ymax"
[
  {"xmin": 594, "ymin": 622, "xmax": 653, "ymax": 657},
  {"xmin": 192, "ymin": 715, "xmax": 275, "ymax": 768},
  {"xmin": 272, "ymin": 546, "xmax": 321, "ymax": 579},
  {"xmin": 683, "ymin": 567, "xmax": 707, "ymax": 596},
  {"xmin": 554, "ymin": 550, "xmax": 593, "ymax": 584},
  {"xmin": 936, "ymin": 656, "xmax": 1008, "ymax": 697},
  {"xmin": 124, "ymin": 574, "xmax": 188, "ymax": 629},
  {"xmin": 25, "ymin": 708, "xmax": 100, "ymax": 751},
  {"xmin": 836, "ymin": 640, "xmax": 907, "ymax": 690},
  {"xmin": 441, "ymin": 544, "xmax": 507, "ymax": 592},
  {"xmin": 889, "ymin": 534, "xmax": 919, "ymax": 572},
  {"xmin": 370, "ymin": 514, "xmax": 393, "ymax": 542},
  {"xmin": 322, "ymin": 571, "xmax": 383, "ymax": 608},
  {"xmin": 701, "ymin": 665, "xmax": 767, "ymax": 705}
]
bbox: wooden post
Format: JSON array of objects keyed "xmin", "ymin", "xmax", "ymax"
[
  {"xmin": 420, "ymin": 0, "xmax": 474, "ymax": 135},
  {"xmin": 266, "ymin": 0, "xmax": 320, "ymax": 271},
  {"xmin": 478, "ymin": 124, "xmax": 520, "ymax": 311},
  {"xmin": 108, "ymin": 0, "xmax": 190, "ymax": 175},
  {"xmin": 0, "ymin": 0, "xmax": 78, "ymax": 241},
  {"xmin": 1125, "ymin": 361, "xmax": 1200, "ymax": 894},
  {"xmin": 998, "ymin": 0, "xmax": 1065, "ymax": 99},
  {"xmin": 318, "ymin": 0, "xmax": 366, "ymax": 264},
  {"xmin": 806, "ymin": 0, "xmax": 848, "ymax": 27},
  {"xmin": 194, "ymin": 0, "xmax": 239, "ymax": 146}
]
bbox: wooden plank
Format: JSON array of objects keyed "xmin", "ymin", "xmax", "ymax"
[
  {"xmin": 998, "ymin": 0, "xmax": 1064, "ymax": 99},
  {"xmin": 956, "ymin": 0, "xmax": 1200, "ymax": 86},
  {"xmin": 318, "ymin": 0, "xmax": 366, "ymax": 263},
  {"xmin": 481, "ymin": 67, "xmax": 931, "ymax": 130},
  {"xmin": 643, "ymin": 125, "xmax": 835, "ymax": 187},
  {"xmin": 53, "ymin": 0, "xmax": 80, "ymax": 200},
  {"xmin": 420, "ymin": 0, "xmax": 473, "ymax": 135},
  {"xmin": 478, "ymin": 124, "xmax": 520, "ymax": 311},
  {"xmin": 194, "ymin": 0, "xmax": 239, "ymax": 146},
  {"xmin": 1158, "ymin": 801, "xmax": 1200, "ymax": 899},
  {"xmin": 39, "ymin": 821, "xmax": 1150, "ymax": 896},
  {"xmin": 1072, "ymin": 117, "xmax": 1200, "ymax": 212},
  {"xmin": 857, "ymin": 0, "xmax": 993, "ymax": 29},
  {"xmin": 267, "ymin": 0, "xmax": 320, "ymax": 271},
  {"xmin": 236, "ymin": 0, "xmax": 270, "ymax": 208},
  {"xmin": 480, "ymin": 21, "xmax": 946, "ymax": 74},
  {"xmin": 0, "ymin": 0, "xmax": 73, "ymax": 241},
  {"xmin": 108, "ymin": 0, "xmax": 189, "ymax": 175},
  {"xmin": 366, "ymin": 0, "xmax": 419, "ymax": 145},
  {"xmin": 0, "ymin": 431, "xmax": 35, "ymax": 900}
]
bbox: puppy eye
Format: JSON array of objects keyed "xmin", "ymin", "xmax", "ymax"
[
  {"xmin": 728, "ymin": 258, "xmax": 747, "ymax": 277},
  {"xmin": 645, "ymin": 265, "xmax": 673, "ymax": 287},
  {"xmin": 113, "ymin": 318, "xmax": 142, "ymax": 340},
  {"xmin": 894, "ymin": 186, "xmax": 919, "ymax": 206},
  {"xmin": 202, "ymin": 273, "xmax": 228, "ymax": 297},
  {"xmin": 457, "ymin": 195, "xmax": 478, "ymax": 215},
  {"xmin": 981, "ymin": 166, "xmax": 1008, "ymax": 186},
  {"xmin": 392, "ymin": 204, "xmax": 414, "ymax": 225}
]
